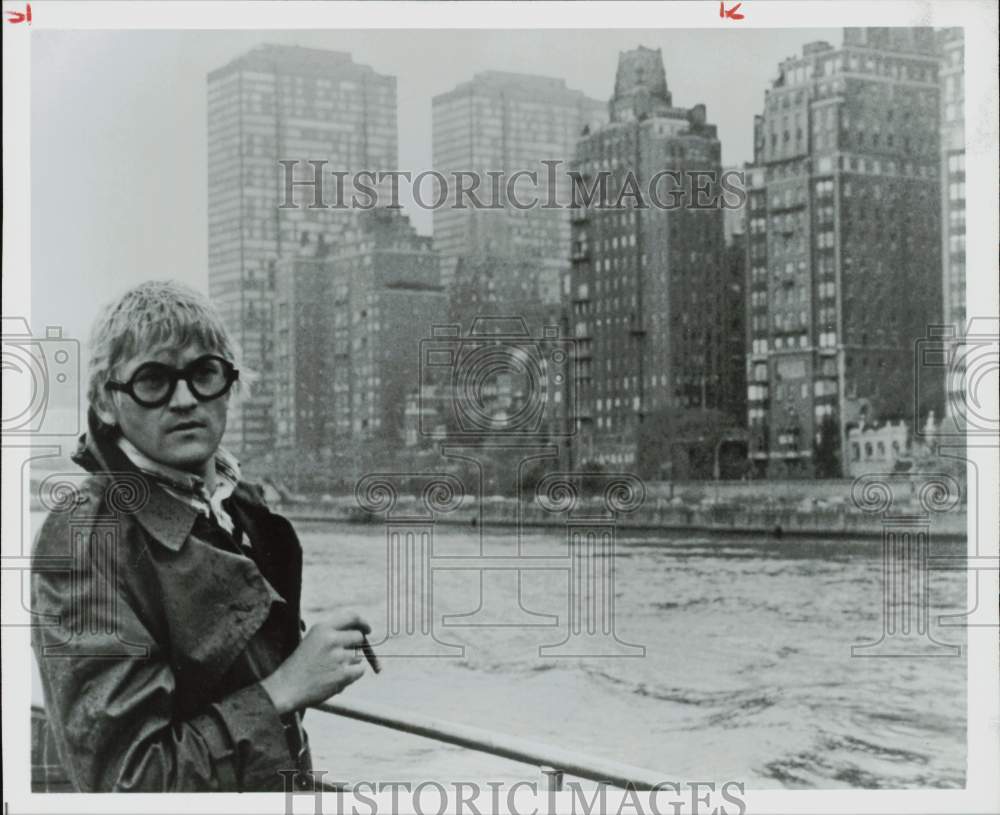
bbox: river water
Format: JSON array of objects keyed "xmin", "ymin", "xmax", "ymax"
[
  {"xmin": 27, "ymin": 510, "xmax": 967, "ymax": 789},
  {"xmin": 297, "ymin": 522, "xmax": 967, "ymax": 789}
]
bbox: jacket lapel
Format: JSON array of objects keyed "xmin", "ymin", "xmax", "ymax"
[
  {"xmin": 150, "ymin": 534, "xmax": 282, "ymax": 682},
  {"xmin": 71, "ymin": 413, "xmax": 295, "ymax": 682},
  {"xmin": 226, "ymin": 493, "xmax": 304, "ymax": 648}
]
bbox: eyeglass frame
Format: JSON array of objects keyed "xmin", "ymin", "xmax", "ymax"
[{"xmin": 104, "ymin": 354, "xmax": 240, "ymax": 409}]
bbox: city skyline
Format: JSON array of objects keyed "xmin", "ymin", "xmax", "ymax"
[
  {"xmin": 26, "ymin": 26, "xmax": 966, "ymax": 481},
  {"xmin": 186, "ymin": 31, "xmax": 960, "ymax": 476},
  {"xmin": 31, "ymin": 27, "xmax": 836, "ymax": 345}
]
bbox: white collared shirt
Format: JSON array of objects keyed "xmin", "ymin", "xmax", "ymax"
[{"xmin": 117, "ymin": 437, "xmax": 242, "ymax": 536}]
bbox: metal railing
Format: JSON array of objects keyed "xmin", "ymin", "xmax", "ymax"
[
  {"xmin": 312, "ymin": 699, "xmax": 665, "ymax": 790},
  {"xmin": 31, "ymin": 700, "xmax": 664, "ymax": 791}
]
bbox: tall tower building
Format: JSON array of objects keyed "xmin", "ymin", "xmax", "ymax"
[
  {"xmin": 432, "ymin": 71, "xmax": 606, "ymax": 292},
  {"xmin": 745, "ymin": 28, "xmax": 943, "ymax": 478},
  {"xmin": 939, "ymin": 28, "xmax": 965, "ymax": 332},
  {"xmin": 207, "ymin": 44, "xmax": 398, "ymax": 461},
  {"xmin": 568, "ymin": 46, "xmax": 734, "ymax": 469},
  {"xmin": 938, "ymin": 28, "xmax": 966, "ymax": 423},
  {"xmin": 722, "ymin": 196, "xmax": 749, "ymax": 439}
]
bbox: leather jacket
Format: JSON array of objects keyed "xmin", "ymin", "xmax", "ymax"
[{"xmin": 31, "ymin": 416, "xmax": 312, "ymax": 792}]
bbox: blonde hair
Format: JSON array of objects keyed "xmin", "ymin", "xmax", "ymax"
[{"xmin": 87, "ymin": 280, "xmax": 251, "ymax": 414}]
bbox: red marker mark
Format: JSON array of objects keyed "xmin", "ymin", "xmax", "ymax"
[
  {"xmin": 719, "ymin": 1, "xmax": 744, "ymax": 20},
  {"xmin": 6, "ymin": 3, "xmax": 31, "ymax": 24}
]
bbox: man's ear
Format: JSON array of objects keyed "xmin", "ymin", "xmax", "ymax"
[{"xmin": 92, "ymin": 391, "xmax": 118, "ymax": 429}]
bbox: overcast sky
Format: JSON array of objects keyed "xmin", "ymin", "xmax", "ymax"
[{"xmin": 31, "ymin": 27, "xmax": 838, "ymax": 343}]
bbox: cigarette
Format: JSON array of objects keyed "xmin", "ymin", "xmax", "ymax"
[{"xmin": 361, "ymin": 635, "xmax": 381, "ymax": 674}]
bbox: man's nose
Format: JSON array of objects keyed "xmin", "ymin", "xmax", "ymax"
[{"xmin": 169, "ymin": 378, "xmax": 199, "ymax": 410}]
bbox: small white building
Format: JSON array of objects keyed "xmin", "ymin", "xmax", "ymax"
[{"xmin": 846, "ymin": 420, "xmax": 911, "ymax": 477}]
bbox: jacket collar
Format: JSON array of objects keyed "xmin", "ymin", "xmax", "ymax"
[
  {"xmin": 116, "ymin": 437, "xmax": 243, "ymax": 536},
  {"xmin": 71, "ymin": 410, "xmax": 267, "ymax": 551}
]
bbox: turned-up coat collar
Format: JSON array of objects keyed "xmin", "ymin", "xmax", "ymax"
[{"xmin": 70, "ymin": 410, "xmax": 266, "ymax": 551}]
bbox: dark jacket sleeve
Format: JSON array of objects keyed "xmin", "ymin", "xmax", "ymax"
[{"xmin": 30, "ymin": 509, "xmax": 294, "ymax": 792}]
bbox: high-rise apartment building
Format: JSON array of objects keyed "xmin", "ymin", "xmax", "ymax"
[
  {"xmin": 938, "ymin": 28, "xmax": 966, "ymax": 424},
  {"xmin": 273, "ymin": 210, "xmax": 445, "ymax": 468},
  {"xmin": 207, "ymin": 44, "xmax": 398, "ymax": 460},
  {"xmin": 568, "ymin": 46, "xmax": 736, "ymax": 469},
  {"xmin": 745, "ymin": 28, "xmax": 943, "ymax": 478},
  {"xmin": 432, "ymin": 71, "xmax": 606, "ymax": 291},
  {"xmin": 939, "ymin": 28, "xmax": 965, "ymax": 333},
  {"xmin": 722, "ymin": 200, "xmax": 749, "ymax": 438}
]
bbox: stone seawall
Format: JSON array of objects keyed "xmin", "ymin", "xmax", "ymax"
[
  {"xmin": 283, "ymin": 500, "xmax": 966, "ymax": 541},
  {"xmin": 28, "ymin": 478, "xmax": 964, "ymax": 541}
]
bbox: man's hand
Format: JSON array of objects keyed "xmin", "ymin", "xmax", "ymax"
[{"xmin": 260, "ymin": 612, "xmax": 372, "ymax": 715}]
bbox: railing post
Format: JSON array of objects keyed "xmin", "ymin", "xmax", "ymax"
[{"xmin": 540, "ymin": 765, "xmax": 564, "ymax": 792}]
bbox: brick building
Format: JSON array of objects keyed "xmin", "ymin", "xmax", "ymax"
[
  {"xmin": 568, "ymin": 46, "xmax": 737, "ymax": 469},
  {"xmin": 273, "ymin": 210, "xmax": 445, "ymax": 470},
  {"xmin": 745, "ymin": 28, "xmax": 944, "ymax": 477}
]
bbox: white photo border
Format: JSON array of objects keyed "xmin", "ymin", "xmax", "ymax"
[{"xmin": 2, "ymin": 2, "xmax": 997, "ymax": 814}]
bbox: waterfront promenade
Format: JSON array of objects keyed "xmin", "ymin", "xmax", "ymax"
[
  {"xmin": 26, "ymin": 466, "xmax": 966, "ymax": 541},
  {"xmin": 281, "ymin": 481, "xmax": 966, "ymax": 541}
]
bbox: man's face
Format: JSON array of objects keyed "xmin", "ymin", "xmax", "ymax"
[{"xmin": 99, "ymin": 343, "xmax": 230, "ymax": 473}]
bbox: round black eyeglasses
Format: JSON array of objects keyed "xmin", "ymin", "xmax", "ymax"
[{"xmin": 105, "ymin": 354, "xmax": 239, "ymax": 409}]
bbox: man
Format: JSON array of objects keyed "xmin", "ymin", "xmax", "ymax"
[{"xmin": 31, "ymin": 280, "xmax": 371, "ymax": 791}]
